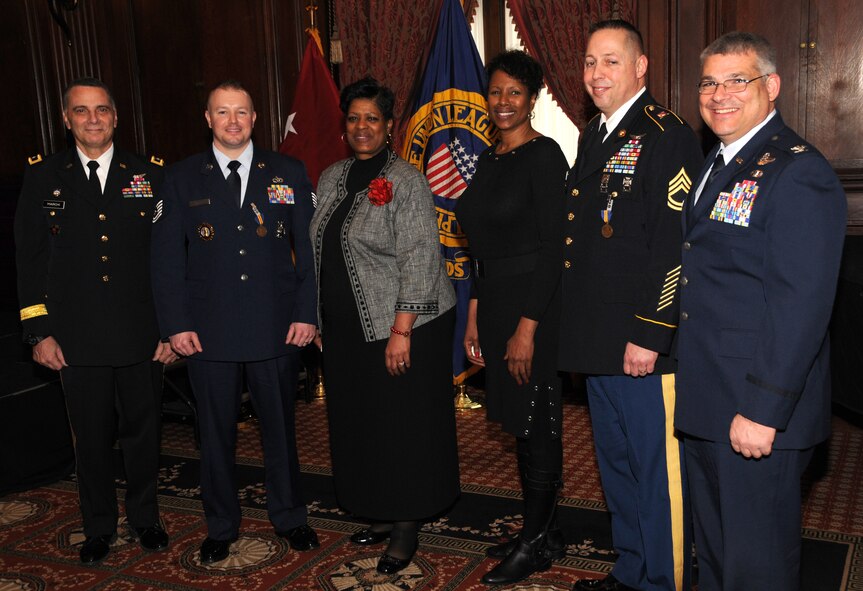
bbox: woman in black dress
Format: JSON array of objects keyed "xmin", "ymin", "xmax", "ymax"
[
  {"xmin": 455, "ymin": 50, "xmax": 569, "ymax": 585},
  {"xmin": 309, "ymin": 77, "xmax": 459, "ymax": 575}
]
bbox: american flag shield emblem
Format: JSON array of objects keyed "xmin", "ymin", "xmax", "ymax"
[{"xmin": 401, "ymin": 0, "xmax": 497, "ymax": 383}]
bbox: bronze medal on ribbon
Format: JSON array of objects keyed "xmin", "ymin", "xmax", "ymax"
[
  {"xmin": 197, "ymin": 222, "xmax": 215, "ymax": 241},
  {"xmin": 601, "ymin": 223, "xmax": 614, "ymax": 238},
  {"xmin": 256, "ymin": 224, "xmax": 267, "ymax": 237}
]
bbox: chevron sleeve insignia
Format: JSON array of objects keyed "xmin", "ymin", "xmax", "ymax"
[
  {"xmin": 667, "ymin": 167, "xmax": 692, "ymax": 211},
  {"xmin": 657, "ymin": 265, "xmax": 681, "ymax": 311}
]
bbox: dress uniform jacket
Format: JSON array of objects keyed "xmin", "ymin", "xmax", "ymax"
[
  {"xmin": 675, "ymin": 112, "xmax": 846, "ymax": 448},
  {"xmin": 150, "ymin": 147, "xmax": 316, "ymax": 361},
  {"xmin": 559, "ymin": 92, "xmax": 703, "ymax": 375},
  {"xmin": 15, "ymin": 148, "xmax": 163, "ymax": 366}
]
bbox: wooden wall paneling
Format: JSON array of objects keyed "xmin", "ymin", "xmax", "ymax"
[
  {"xmin": 96, "ymin": 0, "xmax": 147, "ymax": 155},
  {"xmin": 805, "ymin": 0, "xmax": 863, "ymax": 166},
  {"xmin": 21, "ymin": 0, "xmax": 60, "ymax": 160},
  {"xmin": 639, "ymin": 0, "xmax": 711, "ymax": 147},
  {"xmin": 719, "ymin": 0, "xmax": 808, "ymax": 136},
  {"xmin": 483, "ymin": 0, "xmax": 505, "ymax": 62},
  {"xmin": 130, "ymin": 0, "xmax": 206, "ymax": 164}
]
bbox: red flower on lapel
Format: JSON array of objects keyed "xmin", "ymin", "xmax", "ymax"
[{"xmin": 367, "ymin": 177, "xmax": 393, "ymax": 206}]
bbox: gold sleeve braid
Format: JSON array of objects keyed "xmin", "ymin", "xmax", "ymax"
[{"xmin": 20, "ymin": 304, "xmax": 48, "ymax": 321}]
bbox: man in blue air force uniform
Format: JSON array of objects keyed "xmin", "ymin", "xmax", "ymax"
[
  {"xmin": 151, "ymin": 80, "xmax": 319, "ymax": 564},
  {"xmin": 676, "ymin": 32, "xmax": 846, "ymax": 591},
  {"xmin": 559, "ymin": 20, "xmax": 703, "ymax": 591},
  {"xmin": 15, "ymin": 78, "xmax": 172, "ymax": 564}
]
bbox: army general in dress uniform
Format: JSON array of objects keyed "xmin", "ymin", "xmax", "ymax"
[
  {"xmin": 14, "ymin": 78, "xmax": 173, "ymax": 564},
  {"xmin": 150, "ymin": 80, "xmax": 319, "ymax": 564},
  {"xmin": 676, "ymin": 32, "xmax": 846, "ymax": 591},
  {"xmin": 559, "ymin": 21, "xmax": 703, "ymax": 591}
]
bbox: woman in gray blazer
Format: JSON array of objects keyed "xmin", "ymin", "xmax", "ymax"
[{"xmin": 309, "ymin": 77, "xmax": 459, "ymax": 575}]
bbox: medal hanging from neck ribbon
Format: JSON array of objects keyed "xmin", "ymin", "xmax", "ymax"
[
  {"xmin": 250, "ymin": 202, "xmax": 267, "ymax": 237},
  {"xmin": 600, "ymin": 195, "xmax": 614, "ymax": 238}
]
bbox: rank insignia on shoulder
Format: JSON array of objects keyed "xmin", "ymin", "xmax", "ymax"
[
  {"xmin": 790, "ymin": 144, "xmax": 808, "ymax": 154},
  {"xmin": 757, "ymin": 152, "xmax": 775, "ymax": 165},
  {"xmin": 657, "ymin": 111, "xmax": 668, "ymax": 119},
  {"xmin": 150, "ymin": 156, "xmax": 165, "ymax": 167},
  {"xmin": 28, "ymin": 154, "xmax": 43, "ymax": 166}
]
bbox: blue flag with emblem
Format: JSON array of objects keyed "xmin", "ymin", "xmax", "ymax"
[{"xmin": 401, "ymin": 0, "xmax": 497, "ymax": 384}]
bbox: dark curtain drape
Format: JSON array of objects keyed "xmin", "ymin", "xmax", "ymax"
[
  {"xmin": 506, "ymin": 0, "xmax": 636, "ymax": 130},
  {"xmin": 333, "ymin": 0, "xmax": 444, "ymax": 150},
  {"xmin": 332, "ymin": 0, "xmax": 481, "ymax": 150}
]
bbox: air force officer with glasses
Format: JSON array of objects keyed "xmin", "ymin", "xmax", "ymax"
[{"xmin": 675, "ymin": 31, "xmax": 846, "ymax": 591}]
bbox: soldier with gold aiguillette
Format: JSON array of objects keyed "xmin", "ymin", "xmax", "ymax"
[{"xmin": 14, "ymin": 78, "xmax": 174, "ymax": 565}]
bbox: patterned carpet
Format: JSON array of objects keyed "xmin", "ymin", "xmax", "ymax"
[{"xmin": 1, "ymin": 388, "xmax": 861, "ymax": 590}]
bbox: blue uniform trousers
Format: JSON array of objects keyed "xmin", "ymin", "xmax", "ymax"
[
  {"xmin": 684, "ymin": 437, "xmax": 812, "ymax": 591},
  {"xmin": 187, "ymin": 353, "xmax": 306, "ymax": 540},
  {"xmin": 586, "ymin": 374, "xmax": 689, "ymax": 591}
]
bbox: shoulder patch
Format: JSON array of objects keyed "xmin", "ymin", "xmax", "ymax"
[
  {"xmin": 645, "ymin": 105, "xmax": 685, "ymax": 131},
  {"xmin": 28, "ymin": 154, "xmax": 43, "ymax": 166},
  {"xmin": 150, "ymin": 156, "xmax": 164, "ymax": 167}
]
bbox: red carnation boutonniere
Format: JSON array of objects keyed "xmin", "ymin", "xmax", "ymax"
[{"xmin": 368, "ymin": 177, "xmax": 393, "ymax": 206}]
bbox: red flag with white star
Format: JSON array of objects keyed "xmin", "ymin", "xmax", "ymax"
[{"xmin": 279, "ymin": 29, "xmax": 351, "ymax": 189}]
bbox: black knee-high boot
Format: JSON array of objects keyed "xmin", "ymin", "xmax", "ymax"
[
  {"xmin": 487, "ymin": 443, "xmax": 566, "ymax": 560},
  {"xmin": 481, "ymin": 468, "xmax": 562, "ymax": 585}
]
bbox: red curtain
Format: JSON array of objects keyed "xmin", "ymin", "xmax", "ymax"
[
  {"xmin": 506, "ymin": 0, "xmax": 636, "ymax": 130},
  {"xmin": 333, "ymin": 0, "xmax": 444, "ymax": 150}
]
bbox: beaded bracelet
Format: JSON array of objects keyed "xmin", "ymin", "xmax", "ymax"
[{"xmin": 390, "ymin": 326, "xmax": 412, "ymax": 337}]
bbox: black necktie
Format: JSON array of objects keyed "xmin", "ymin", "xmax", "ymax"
[
  {"xmin": 227, "ymin": 160, "xmax": 242, "ymax": 208},
  {"xmin": 707, "ymin": 152, "xmax": 725, "ymax": 185},
  {"xmin": 597, "ymin": 122, "xmax": 608, "ymax": 144},
  {"xmin": 87, "ymin": 160, "xmax": 101, "ymax": 196}
]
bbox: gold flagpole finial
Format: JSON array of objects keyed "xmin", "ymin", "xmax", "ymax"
[{"xmin": 305, "ymin": 0, "xmax": 318, "ymax": 31}]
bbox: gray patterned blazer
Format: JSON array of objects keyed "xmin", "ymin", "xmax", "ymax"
[{"xmin": 310, "ymin": 151, "xmax": 456, "ymax": 342}]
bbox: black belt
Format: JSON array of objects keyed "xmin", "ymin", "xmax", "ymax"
[{"xmin": 471, "ymin": 252, "xmax": 538, "ymax": 279}]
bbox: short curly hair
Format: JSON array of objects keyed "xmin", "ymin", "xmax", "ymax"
[
  {"xmin": 339, "ymin": 77, "xmax": 396, "ymax": 121},
  {"xmin": 485, "ymin": 50, "xmax": 544, "ymax": 98}
]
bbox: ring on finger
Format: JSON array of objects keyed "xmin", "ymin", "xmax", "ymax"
[{"xmin": 398, "ymin": 361, "xmax": 405, "ymax": 366}]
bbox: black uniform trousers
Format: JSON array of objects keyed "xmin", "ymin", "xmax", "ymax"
[
  {"xmin": 187, "ymin": 352, "xmax": 306, "ymax": 541},
  {"xmin": 684, "ymin": 437, "xmax": 813, "ymax": 591},
  {"xmin": 60, "ymin": 359, "xmax": 163, "ymax": 538}
]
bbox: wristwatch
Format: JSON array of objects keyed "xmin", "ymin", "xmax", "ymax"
[{"xmin": 24, "ymin": 334, "xmax": 47, "ymax": 346}]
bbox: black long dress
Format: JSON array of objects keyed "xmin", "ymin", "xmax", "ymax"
[
  {"xmin": 455, "ymin": 136, "xmax": 568, "ymax": 437},
  {"xmin": 319, "ymin": 149, "xmax": 460, "ymax": 521}
]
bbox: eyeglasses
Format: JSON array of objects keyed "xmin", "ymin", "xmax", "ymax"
[{"xmin": 696, "ymin": 74, "xmax": 770, "ymax": 95}]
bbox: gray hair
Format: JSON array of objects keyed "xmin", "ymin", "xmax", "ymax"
[
  {"xmin": 63, "ymin": 77, "xmax": 116, "ymax": 109},
  {"xmin": 701, "ymin": 31, "xmax": 777, "ymax": 75}
]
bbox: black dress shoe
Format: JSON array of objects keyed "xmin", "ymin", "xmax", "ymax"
[
  {"xmin": 376, "ymin": 547, "xmax": 417, "ymax": 575},
  {"xmin": 481, "ymin": 536, "xmax": 552, "ymax": 585},
  {"xmin": 133, "ymin": 525, "xmax": 169, "ymax": 551},
  {"xmin": 80, "ymin": 534, "xmax": 114, "ymax": 564},
  {"xmin": 487, "ymin": 528, "xmax": 567, "ymax": 559},
  {"xmin": 573, "ymin": 574, "xmax": 636, "ymax": 590},
  {"xmin": 350, "ymin": 528, "xmax": 391, "ymax": 546},
  {"xmin": 277, "ymin": 524, "xmax": 319, "ymax": 551},
  {"xmin": 199, "ymin": 537, "xmax": 233, "ymax": 564}
]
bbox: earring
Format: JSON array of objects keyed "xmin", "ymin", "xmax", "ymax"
[
  {"xmin": 340, "ymin": 133, "xmax": 347, "ymax": 143},
  {"xmin": 387, "ymin": 132, "xmax": 393, "ymax": 146},
  {"xmin": 529, "ymin": 111, "xmax": 536, "ymax": 120}
]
